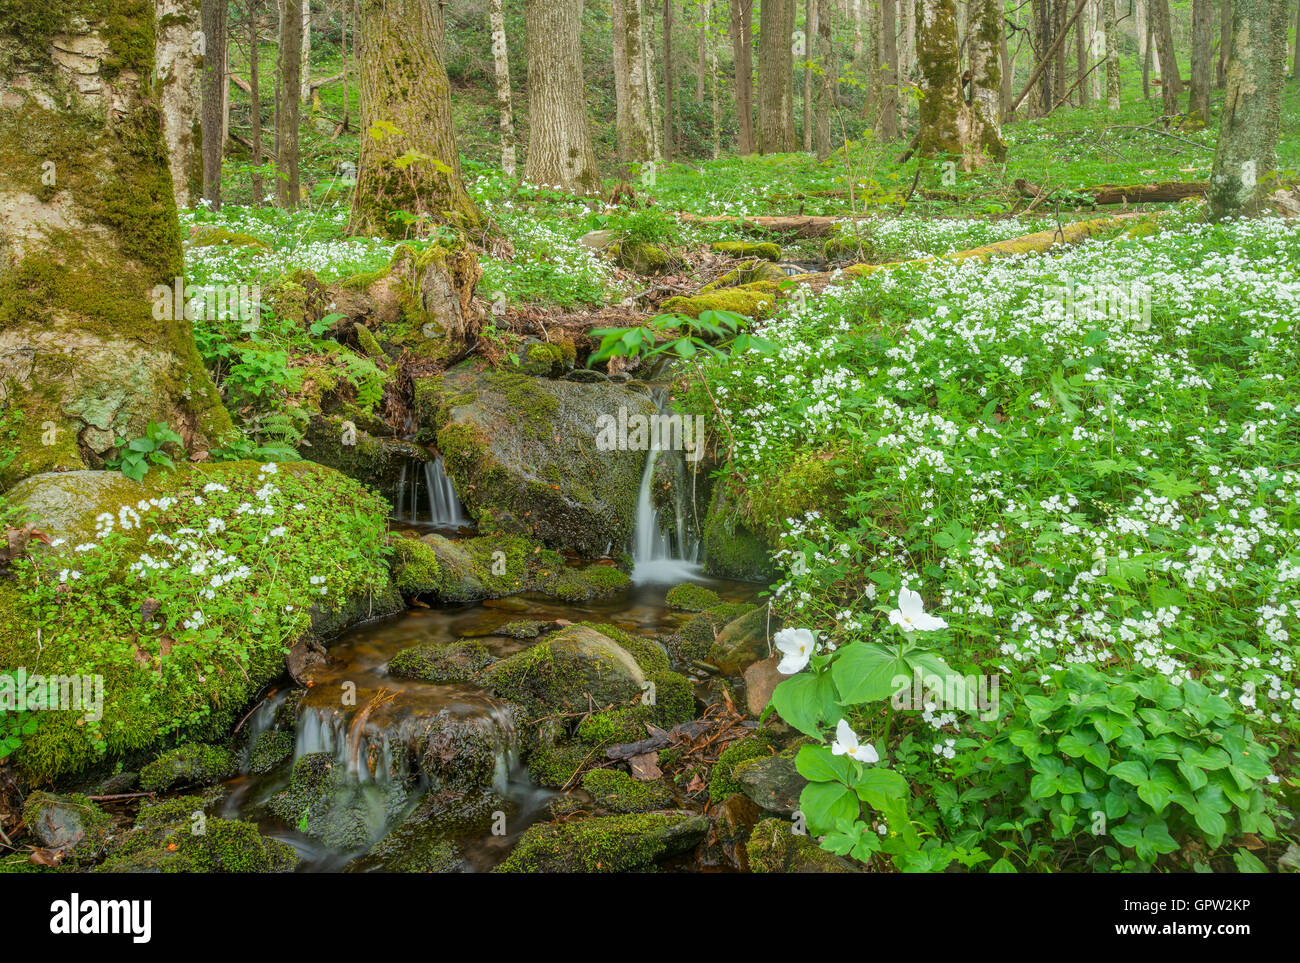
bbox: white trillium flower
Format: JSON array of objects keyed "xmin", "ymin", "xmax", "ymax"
[
  {"xmin": 831, "ymin": 719, "xmax": 879, "ymax": 763},
  {"xmin": 774, "ymin": 627, "xmax": 817, "ymax": 674},
  {"xmin": 888, "ymin": 587, "xmax": 948, "ymax": 632}
]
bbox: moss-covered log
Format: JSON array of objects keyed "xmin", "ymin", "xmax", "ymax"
[{"xmin": 0, "ymin": 0, "xmax": 232, "ymax": 487}]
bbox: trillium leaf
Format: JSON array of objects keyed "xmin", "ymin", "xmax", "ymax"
[
  {"xmin": 770, "ymin": 672, "xmax": 836, "ymax": 738},
  {"xmin": 831, "ymin": 641, "xmax": 908, "ymax": 705},
  {"xmin": 795, "ymin": 743, "xmax": 854, "ymax": 784},
  {"xmin": 799, "ymin": 781, "xmax": 858, "ymax": 836}
]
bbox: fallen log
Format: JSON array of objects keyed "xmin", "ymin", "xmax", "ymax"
[
  {"xmin": 1015, "ymin": 178, "xmax": 1208, "ymax": 205},
  {"xmin": 676, "ymin": 213, "xmax": 863, "ymax": 237}
]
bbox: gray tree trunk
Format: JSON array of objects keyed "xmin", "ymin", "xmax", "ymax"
[
  {"xmin": 488, "ymin": 0, "xmax": 517, "ymax": 176},
  {"xmin": 757, "ymin": 0, "xmax": 798, "ymax": 152},
  {"xmin": 275, "ymin": 0, "xmax": 301, "ymax": 208},
  {"xmin": 523, "ymin": 0, "xmax": 602, "ymax": 193},
  {"xmin": 156, "ymin": 0, "xmax": 203, "ymax": 208}
]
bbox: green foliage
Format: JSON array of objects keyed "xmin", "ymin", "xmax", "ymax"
[
  {"xmin": 106, "ymin": 421, "xmax": 184, "ymax": 482},
  {"xmin": 588, "ymin": 309, "xmax": 775, "ymax": 367}
]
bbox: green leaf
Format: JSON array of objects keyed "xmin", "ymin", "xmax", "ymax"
[
  {"xmin": 770, "ymin": 672, "xmax": 837, "ymax": 738},
  {"xmin": 799, "ymin": 781, "xmax": 858, "ymax": 835},
  {"xmin": 831, "ymin": 641, "xmax": 908, "ymax": 704}
]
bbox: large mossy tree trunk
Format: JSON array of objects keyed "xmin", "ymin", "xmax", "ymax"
[
  {"xmin": 155, "ymin": 0, "xmax": 202, "ymax": 208},
  {"xmin": 523, "ymin": 0, "xmax": 602, "ymax": 194},
  {"xmin": 813, "ymin": 0, "xmax": 833, "ymax": 160},
  {"xmin": 621, "ymin": 0, "xmax": 657, "ymax": 168},
  {"xmin": 756, "ymin": 0, "xmax": 797, "ymax": 153},
  {"xmin": 967, "ymin": 0, "xmax": 1006, "ymax": 164},
  {"xmin": 0, "ymin": 0, "xmax": 232, "ymax": 487},
  {"xmin": 349, "ymin": 0, "xmax": 480, "ymax": 237},
  {"xmin": 917, "ymin": 0, "xmax": 1004, "ymax": 168},
  {"xmin": 1209, "ymin": 0, "xmax": 1288, "ymax": 217}
]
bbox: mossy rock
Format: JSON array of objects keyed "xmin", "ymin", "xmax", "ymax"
[
  {"xmin": 706, "ymin": 605, "xmax": 778, "ymax": 676},
  {"xmin": 269, "ymin": 753, "xmax": 408, "ymax": 851},
  {"xmin": 711, "ymin": 241, "xmax": 782, "ymax": 261},
  {"xmin": 388, "ymin": 640, "xmax": 493, "ymax": 684},
  {"xmin": 609, "ymin": 239, "xmax": 672, "ymax": 274},
  {"xmin": 648, "ymin": 670, "xmax": 696, "ymax": 727},
  {"xmin": 700, "ymin": 258, "xmax": 788, "ymax": 291},
  {"xmin": 411, "ymin": 706, "xmax": 519, "ymax": 792},
  {"xmin": 581, "ymin": 770, "xmax": 674, "ymax": 813},
  {"xmin": 575, "ymin": 706, "xmax": 653, "ymax": 745},
  {"xmin": 527, "ymin": 728, "xmax": 594, "ymax": 789},
  {"xmin": 702, "ymin": 482, "xmax": 776, "ymax": 583},
  {"xmin": 138, "ymin": 743, "xmax": 234, "ymax": 792},
  {"xmin": 732, "ymin": 745, "xmax": 806, "ymax": 815},
  {"xmin": 20, "ymin": 792, "xmax": 110, "ymax": 865},
  {"xmin": 745, "ymin": 817, "xmax": 860, "ymax": 873},
  {"xmin": 661, "ymin": 287, "xmax": 778, "ymax": 320},
  {"xmin": 390, "ymin": 532, "xmax": 535, "ymax": 602},
  {"xmin": 413, "ymin": 363, "xmax": 657, "ymax": 557},
  {"xmin": 537, "ymin": 563, "xmax": 631, "ymax": 601},
  {"xmin": 709, "ymin": 734, "xmax": 776, "ymax": 802},
  {"xmin": 508, "ymin": 338, "xmax": 577, "ymax": 377},
  {"xmin": 495, "ymin": 811, "xmax": 707, "ymax": 872},
  {"xmin": 300, "ymin": 415, "xmax": 424, "ymax": 497},
  {"xmin": 247, "ymin": 730, "xmax": 295, "ymax": 775},
  {"xmin": 187, "ymin": 224, "xmax": 269, "ymax": 249},
  {"xmin": 102, "ymin": 797, "xmax": 298, "ymax": 873},
  {"xmin": 483, "ymin": 625, "xmax": 646, "ymax": 716},
  {"xmin": 823, "ymin": 231, "xmax": 875, "ymax": 262},
  {"xmin": 494, "ymin": 619, "xmax": 550, "ymax": 639},
  {"xmin": 0, "ymin": 462, "xmax": 395, "ymax": 783},
  {"xmin": 579, "ymin": 622, "xmax": 670, "ymax": 676},
  {"xmin": 664, "ymin": 582, "xmax": 721, "ymax": 612},
  {"xmin": 351, "ymin": 788, "xmax": 499, "ymax": 872},
  {"xmin": 673, "ymin": 601, "xmax": 757, "ymax": 663}
]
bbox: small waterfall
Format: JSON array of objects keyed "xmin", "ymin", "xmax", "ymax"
[
  {"xmin": 630, "ymin": 400, "xmax": 703, "ymax": 583},
  {"xmin": 393, "ymin": 455, "xmax": 468, "ymax": 528}
]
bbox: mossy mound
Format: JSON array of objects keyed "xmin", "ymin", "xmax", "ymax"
[
  {"xmin": 700, "ymin": 258, "xmax": 788, "ymax": 291},
  {"xmin": 575, "ymin": 705, "xmax": 653, "ymax": 745},
  {"xmin": 187, "ymin": 224, "xmax": 269, "ymax": 249},
  {"xmin": 389, "ymin": 532, "xmax": 534, "ymax": 601},
  {"xmin": 412, "ymin": 362, "xmax": 656, "ymax": 556},
  {"xmin": 138, "ymin": 743, "xmax": 234, "ymax": 792},
  {"xmin": 494, "ymin": 619, "xmax": 550, "ymax": 639},
  {"xmin": 102, "ymin": 796, "xmax": 298, "ymax": 873},
  {"xmin": 495, "ymin": 811, "xmax": 707, "ymax": 872},
  {"xmin": 711, "ymin": 241, "xmax": 782, "ymax": 261},
  {"xmin": 745, "ymin": 817, "xmax": 859, "ymax": 873},
  {"xmin": 353, "ymin": 789, "xmax": 499, "ymax": 872},
  {"xmin": 661, "ymin": 287, "xmax": 778, "ymax": 320},
  {"xmin": 483, "ymin": 625, "xmax": 646, "ymax": 717},
  {"xmin": 702, "ymin": 482, "xmax": 776, "ymax": 582},
  {"xmin": 0, "ymin": 462, "xmax": 395, "ymax": 783},
  {"xmin": 507, "ymin": 338, "xmax": 578, "ymax": 377},
  {"xmin": 300, "ymin": 415, "xmax": 426, "ymax": 496},
  {"xmin": 673, "ymin": 601, "xmax": 757, "ymax": 663},
  {"xmin": 709, "ymin": 734, "xmax": 777, "ymax": 802},
  {"xmin": 581, "ymin": 770, "xmax": 674, "ymax": 813},
  {"xmin": 664, "ymin": 582, "xmax": 721, "ymax": 612},
  {"xmin": 609, "ymin": 239, "xmax": 672, "ymax": 274},
  {"xmin": 388, "ymin": 640, "xmax": 493, "ymax": 684},
  {"xmin": 578, "ymin": 622, "xmax": 670, "ymax": 676},
  {"xmin": 247, "ymin": 730, "xmax": 295, "ymax": 775},
  {"xmin": 412, "ymin": 706, "xmax": 518, "ymax": 792},
  {"xmin": 21, "ymin": 792, "xmax": 111, "ymax": 865},
  {"xmin": 537, "ymin": 563, "xmax": 631, "ymax": 601},
  {"xmin": 270, "ymin": 753, "xmax": 407, "ymax": 851}
]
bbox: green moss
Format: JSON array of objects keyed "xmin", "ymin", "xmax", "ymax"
[
  {"xmin": 581, "ymin": 770, "xmax": 673, "ymax": 813},
  {"xmin": 20, "ymin": 792, "xmax": 110, "ymax": 864},
  {"xmin": 138, "ymin": 743, "xmax": 234, "ymax": 792},
  {"xmin": 746, "ymin": 816, "xmax": 858, "ymax": 873},
  {"xmin": 354, "ymin": 324, "xmax": 386, "ymax": 360},
  {"xmin": 494, "ymin": 619, "xmax": 548, "ymax": 639},
  {"xmin": 649, "ymin": 670, "xmax": 696, "ymax": 727},
  {"xmin": 709, "ymin": 734, "xmax": 776, "ymax": 802},
  {"xmin": 484, "ymin": 626, "xmax": 643, "ymax": 717},
  {"xmin": 389, "ymin": 640, "xmax": 492, "ymax": 684},
  {"xmin": 105, "ymin": 803, "xmax": 298, "ymax": 873},
  {"xmin": 665, "ymin": 583, "xmax": 721, "ymax": 612},
  {"xmin": 744, "ymin": 449, "xmax": 844, "ymax": 540},
  {"xmin": 527, "ymin": 735, "xmax": 593, "ymax": 788},
  {"xmin": 609, "ymin": 240, "xmax": 671, "ymax": 274},
  {"xmin": 674, "ymin": 602, "xmax": 757, "ymax": 662},
  {"xmin": 575, "ymin": 706, "xmax": 653, "ymax": 745},
  {"xmin": 391, "ymin": 536, "xmax": 444, "ymax": 595},
  {"xmin": 711, "ymin": 241, "xmax": 782, "ymax": 261},
  {"xmin": 578, "ymin": 622, "xmax": 669, "ymax": 676},
  {"xmin": 702, "ymin": 482, "xmax": 776, "ymax": 582},
  {"xmin": 661, "ymin": 287, "xmax": 778, "ymax": 320},
  {"xmin": 544, "ymin": 564, "xmax": 631, "ymax": 602},
  {"xmin": 187, "ymin": 225, "xmax": 269, "ymax": 249},
  {"xmin": 700, "ymin": 259, "xmax": 788, "ymax": 291},
  {"xmin": 494, "ymin": 811, "xmax": 703, "ymax": 872},
  {"xmin": 247, "ymin": 729, "xmax": 294, "ymax": 775}
]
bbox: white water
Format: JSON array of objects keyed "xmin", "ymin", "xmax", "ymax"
[
  {"xmin": 393, "ymin": 455, "xmax": 469, "ymax": 527},
  {"xmin": 631, "ymin": 439, "xmax": 701, "ymax": 584}
]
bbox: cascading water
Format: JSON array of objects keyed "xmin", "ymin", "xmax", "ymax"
[
  {"xmin": 630, "ymin": 397, "xmax": 703, "ymax": 583},
  {"xmin": 393, "ymin": 455, "xmax": 469, "ymax": 528}
]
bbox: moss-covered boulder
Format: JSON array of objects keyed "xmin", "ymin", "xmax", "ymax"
[
  {"xmin": 138, "ymin": 743, "xmax": 234, "ymax": 792},
  {"xmin": 507, "ymin": 338, "xmax": 578, "ymax": 378},
  {"xmin": 21, "ymin": 792, "xmax": 110, "ymax": 865},
  {"xmin": 702, "ymin": 483, "xmax": 776, "ymax": 582},
  {"xmin": 700, "ymin": 258, "xmax": 789, "ymax": 291},
  {"xmin": 413, "ymin": 362, "xmax": 657, "ymax": 556},
  {"xmin": 711, "ymin": 241, "xmax": 782, "ymax": 261},
  {"xmin": 672, "ymin": 601, "xmax": 757, "ymax": 663},
  {"xmin": 350, "ymin": 789, "xmax": 501, "ymax": 872},
  {"xmin": 269, "ymin": 753, "xmax": 408, "ymax": 851},
  {"xmin": 581, "ymin": 770, "xmax": 674, "ymax": 813},
  {"xmin": 412, "ymin": 706, "xmax": 519, "ymax": 791},
  {"xmin": 534, "ymin": 562, "xmax": 631, "ymax": 601},
  {"xmin": 484, "ymin": 625, "xmax": 646, "ymax": 716},
  {"xmin": 732, "ymin": 746, "xmax": 806, "ymax": 815},
  {"xmin": 390, "ymin": 532, "xmax": 534, "ymax": 601},
  {"xmin": 247, "ymin": 729, "xmax": 295, "ymax": 775},
  {"xmin": 388, "ymin": 640, "xmax": 493, "ymax": 684},
  {"xmin": 745, "ymin": 817, "xmax": 860, "ymax": 872},
  {"xmin": 609, "ymin": 239, "xmax": 672, "ymax": 274},
  {"xmin": 707, "ymin": 605, "xmax": 778, "ymax": 675},
  {"xmin": 0, "ymin": 461, "xmax": 396, "ymax": 782},
  {"xmin": 495, "ymin": 811, "xmax": 707, "ymax": 872},
  {"xmin": 665, "ymin": 582, "xmax": 721, "ymax": 612},
  {"xmin": 709, "ymin": 734, "xmax": 777, "ymax": 802},
  {"xmin": 660, "ymin": 287, "xmax": 779, "ymax": 320},
  {"xmin": 101, "ymin": 796, "xmax": 298, "ymax": 873},
  {"xmin": 300, "ymin": 414, "xmax": 430, "ymax": 499}
]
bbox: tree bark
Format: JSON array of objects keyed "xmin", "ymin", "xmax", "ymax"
[
  {"xmin": 1217, "ymin": 0, "xmax": 1232, "ymax": 85},
  {"xmin": 728, "ymin": 0, "xmax": 756, "ymax": 152},
  {"xmin": 201, "ymin": 0, "xmax": 228, "ymax": 208},
  {"xmin": 1209, "ymin": 0, "xmax": 1287, "ymax": 216},
  {"xmin": 300, "ymin": 0, "xmax": 311, "ymax": 102},
  {"xmin": 0, "ymin": 0, "xmax": 232, "ymax": 482},
  {"xmin": 1150, "ymin": 0, "xmax": 1181, "ymax": 115},
  {"xmin": 623, "ymin": 0, "xmax": 657, "ymax": 165},
  {"xmin": 1103, "ymin": 0, "xmax": 1121, "ymax": 108},
  {"xmin": 814, "ymin": 0, "xmax": 833, "ymax": 158},
  {"xmin": 968, "ymin": 0, "xmax": 1006, "ymax": 162},
  {"xmin": 523, "ymin": 0, "xmax": 602, "ymax": 193},
  {"xmin": 350, "ymin": 0, "xmax": 479, "ymax": 235},
  {"xmin": 249, "ymin": 0, "xmax": 264, "ymax": 203},
  {"xmin": 879, "ymin": 0, "xmax": 900, "ymax": 138},
  {"xmin": 156, "ymin": 0, "xmax": 203, "ymax": 208},
  {"xmin": 1189, "ymin": 0, "xmax": 1214, "ymax": 123},
  {"xmin": 757, "ymin": 0, "xmax": 798, "ymax": 152},
  {"xmin": 803, "ymin": 0, "xmax": 815, "ymax": 151},
  {"xmin": 488, "ymin": 0, "xmax": 517, "ymax": 176},
  {"xmin": 664, "ymin": 0, "xmax": 676, "ymax": 160},
  {"xmin": 275, "ymin": 0, "xmax": 301, "ymax": 208}
]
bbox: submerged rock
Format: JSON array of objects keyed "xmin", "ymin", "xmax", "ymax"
[
  {"xmin": 483, "ymin": 625, "xmax": 646, "ymax": 716},
  {"xmin": 352, "ymin": 788, "xmax": 501, "ymax": 873},
  {"xmin": 707, "ymin": 605, "xmax": 778, "ymax": 676},
  {"xmin": 413, "ymin": 362, "xmax": 656, "ymax": 557},
  {"xmin": 270, "ymin": 753, "xmax": 408, "ymax": 851},
  {"xmin": 388, "ymin": 640, "xmax": 493, "ymax": 684},
  {"xmin": 664, "ymin": 582, "xmax": 721, "ymax": 612}
]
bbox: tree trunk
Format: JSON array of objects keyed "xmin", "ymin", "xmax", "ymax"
[
  {"xmin": 1103, "ymin": 0, "xmax": 1121, "ymax": 107},
  {"xmin": 155, "ymin": 0, "xmax": 202, "ymax": 209},
  {"xmin": 1209, "ymin": 0, "xmax": 1287, "ymax": 216},
  {"xmin": 916, "ymin": 0, "xmax": 963, "ymax": 156},
  {"xmin": 664, "ymin": 0, "xmax": 676, "ymax": 160},
  {"xmin": 711, "ymin": 1, "xmax": 721, "ymax": 157},
  {"xmin": 1217, "ymin": 0, "xmax": 1231, "ymax": 85},
  {"xmin": 864, "ymin": 0, "xmax": 881, "ymax": 116},
  {"xmin": 803, "ymin": 0, "xmax": 816, "ymax": 150},
  {"xmin": 488, "ymin": 0, "xmax": 517, "ymax": 176},
  {"xmin": 1188, "ymin": 0, "xmax": 1214, "ymax": 123},
  {"xmin": 249, "ymin": 0, "xmax": 264, "ymax": 203},
  {"xmin": 1076, "ymin": 4, "xmax": 1088, "ymax": 105},
  {"xmin": 968, "ymin": 0, "xmax": 1006, "ymax": 163},
  {"xmin": 1150, "ymin": 0, "xmax": 1181, "ymax": 115},
  {"xmin": 879, "ymin": 0, "xmax": 900, "ymax": 138},
  {"xmin": 757, "ymin": 0, "xmax": 798, "ymax": 152},
  {"xmin": 0, "ymin": 0, "xmax": 232, "ymax": 483},
  {"xmin": 350, "ymin": 0, "xmax": 479, "ymax": 235},
  {"xmin": 698, "ymin": 0, "xmax": 709, "ymax": 98},
  {"xmin": 623, "ymin": 0, "xmax": 657, "ymax": 165},
  {"xmin": 523, "ymin": 0, "xmax": 602, "ymax": 193},
  {"xmin": 201, "ymin": 0, "xmax": 228, "ymax": 208},
  {"xmin": 300, "ymin": 0, "xmax": 311, "ymax": 102},
  {"xmin": 1032, "ymin": 0, "xmax": 1052, "ymax": 114},
  {"xmin": 275, "ymin": 0, "xmax": 301, "ymax": 208},
  {"xmin": 728, "ymin": 0, "xmax": 756, "ymax": 152},
  {"xmin": 645, "ymin": 7, "xmax": 663, "ymax": 157},
  {"xmin": 814, "ymin": 0, "xmax": 833, "ymax": 158}
]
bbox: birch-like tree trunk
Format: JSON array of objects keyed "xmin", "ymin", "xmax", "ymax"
[
  {"xmin": 156, "ymin": 0, "xmax": 203, "ymax": 208},
  {"xmin": 622, "ymin": 0, "xmax": 657, "ymax": 166},
  {"xmin": 757, "ymin": 0, "xmax": 798, "ymax": 152},
  {"xmin": 488, "ymin": 0, "xmax": 517, "ymax": 176},
  {"xmin": 1209, "ymin": 0, "xmax": 1287, "ymax": 216},
  {"xmin": 523, "ymin": 0, "xmax": 602, "ymax": 193},
  {"xmin": 275, "ymin": 0, "xmax": 301, "ymax": 208},
  {"xmin": 350, "ymin": 0, "xmax": 479, "ymax": 235},
  {"xmin": 300, "ymin": 0, "xmax": 311, "ymax": 102},
  {"xmin": 1103, "ymin": 0, "xmax": 1121, "ymax": 108},
  {"xmin": 0, "ymin": 0, "xmax": 231, "ymax": 482},
  {"xmin": 201, "ymin": 0, "xmax": 228, "ymax": 208}
]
